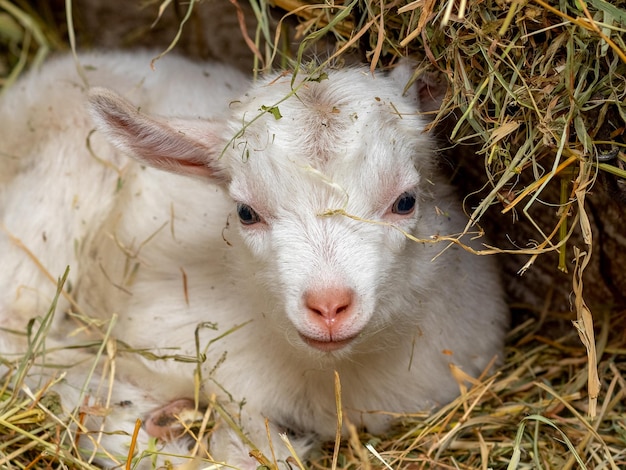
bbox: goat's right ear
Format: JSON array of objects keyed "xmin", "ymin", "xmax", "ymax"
[
  {"xmin": 88, "ymin": 87, "xmax": 229, "ymax": 182},
  {"xmin": 390, "ymin": 62, "xmax": 448, "ymax": 116}
]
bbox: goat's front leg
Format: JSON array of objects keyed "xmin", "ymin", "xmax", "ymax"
[{"xmin": 145, "ymin": 398, "xmax": 318, "ymax": 469}]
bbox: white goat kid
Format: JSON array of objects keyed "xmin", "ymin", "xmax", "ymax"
[{"xmin": 0, "ymin": 52, "xmax": 508, "ymax": 469}]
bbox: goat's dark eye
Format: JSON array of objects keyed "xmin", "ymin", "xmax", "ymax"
[
  {"xmin": 237, "ymin": 203, "xmax": 261, "ymax": 225},
  {"xmin": 392, "ymin": 192, "xmax": 416, "ymax": 215}
]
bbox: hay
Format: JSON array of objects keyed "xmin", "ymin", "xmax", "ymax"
[
  {"xmin": 313, "ymin": 311, "xmax": 626, "ymax": 469},
  {"xmin": 1, "ymin": 0, "xmax": 626, "ymax": 468},
  {"xmin": 5, "ymin": 302, "xmax": 625, "ymax": 468}
]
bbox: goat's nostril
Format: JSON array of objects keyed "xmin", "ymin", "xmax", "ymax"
[
  {"xmin": 305, "ymin": 287, "xmax": 354, "ymax": 322},
  {"xmin": 336, "ymin": 304, "xmax": 349, "ymax": 315}
]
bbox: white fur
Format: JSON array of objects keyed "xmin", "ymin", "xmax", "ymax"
[{"xmin": 0, "ymin": 52, "xmax": 508, "ymax": 469}]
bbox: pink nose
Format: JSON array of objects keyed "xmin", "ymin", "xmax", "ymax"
[{"xmin": 304, "ymin": 287, "xmax": 354, "ymax": 331}]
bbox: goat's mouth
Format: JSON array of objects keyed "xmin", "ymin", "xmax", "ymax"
[{"xmin": 299, "ymin": 333, "xmax": 358, "ymax": 352}]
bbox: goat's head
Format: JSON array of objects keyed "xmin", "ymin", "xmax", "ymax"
[{"xmin": 89, "ymin": 66, "xmax": 443, "ymax": 357}]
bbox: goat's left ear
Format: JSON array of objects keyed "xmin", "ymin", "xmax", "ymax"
[
  {"xmin": 390, "ymin": 61, "xmax": 448, "ymax": 116},
  {"xmin": 88, "ymin": 87, "xmax": 230, "ymax": 183}
]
